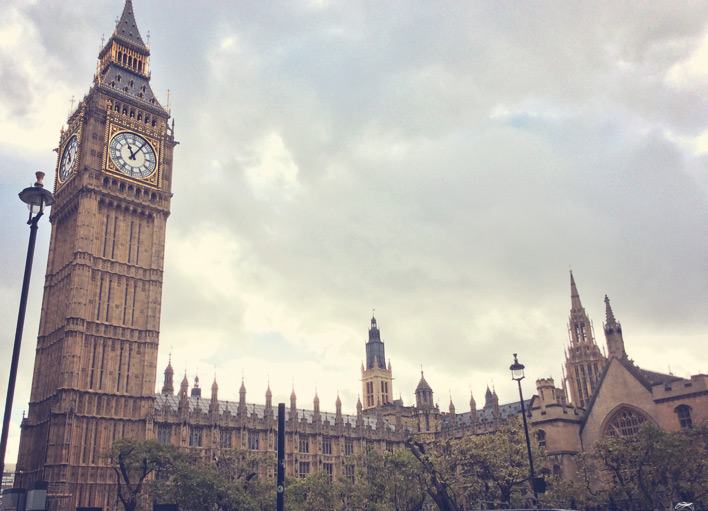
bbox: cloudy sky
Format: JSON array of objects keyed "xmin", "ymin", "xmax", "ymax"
[{"xmin": 2, "ymin": 1, "xmax": 708, "ymax": 462}]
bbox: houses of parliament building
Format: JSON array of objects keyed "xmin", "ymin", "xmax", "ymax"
[{"xmin": 10, "ymin": 2, "xmax": 708, "ymax": 511}]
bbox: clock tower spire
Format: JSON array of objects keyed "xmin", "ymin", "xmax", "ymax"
[{"xmin": 15, "ymin": 3, "xmax": 176, "ymax": 509}]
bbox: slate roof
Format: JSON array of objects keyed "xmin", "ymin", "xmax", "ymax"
[
  {"xmin": 441, "ymin": 400, "xmax": 531, "ymax": 427},
  {"xmin": 115, "ymin": 0, "xmax": 146, "ymax": 48},
  {"xmin": 97, "ymin": 65, "xmax": 165, "ymax": 115},
  {"xmin": 154, "ymin": 393, "xmax": 395, "ymax": 431}
]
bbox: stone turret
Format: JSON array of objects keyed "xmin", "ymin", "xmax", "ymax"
[
  {"xmin": 210, "ymin": 377, "xmax": 219, "ymax": 414},
  {"xmin": 290, "ymin": 387, "xmax": 298, "ymax": 422},
  {"xmin": 162, "ymin": 356, "xmax": 174, "ymax": 395},
  {"xmin": 313, "ymin": 391, "xmax": 321, "ymax": 423},
  {"xmin": 238, "ymin": 378, "xmax": 247, "ymax": 419},
  {"xmin": 469, "ymin": 391, "xmax": 478, "ymax": 425},
  {"xmin": 264, "ymin": 384, "xmax": 273, "ymax": 421},
  {"xmin": 335, "ymin": 393, "xmax": 343, "ymax": 426},
  {"xmin": 179, "ymin": 372, "xmax": 189, "ymax": 398},
  {"xmin": 190, "ymin": 375, "xmax": 201, "ymax": 398},
  {"xmin": 604, "ymin": 295, "xmax": 627, "ymax": 360}
]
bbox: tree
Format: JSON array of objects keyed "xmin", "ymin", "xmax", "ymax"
[
  {"xmin": 408, "ymin": 419, "xmax": 544, "ymax": 510},
  {"xmin": 286, "ymin": 472, "xmax": 337, "ymax": 511},
  {"xmin": 156, "ymin": 450, "xmax": 275, "ymax": 511},
  {"xmin": 107, "ymin": 439, "xmax": 183, "ymax": 511},
  {"xmin": 579, "ymin": 423, "xmax": 708, "ymax": 511},
  {"xmin": 407, "ymin": 439, "xmax": 461, "ymax": 511}
]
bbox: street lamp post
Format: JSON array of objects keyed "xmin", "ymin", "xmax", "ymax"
[
  {"xmin": 510, "ymin": 353, "xmax": 537, "ymax": 506},
  {"xmin": 0, "ymin": 172, "xmax": 55, "ymax": 480}
]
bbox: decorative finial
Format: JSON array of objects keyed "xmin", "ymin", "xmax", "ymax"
[{"xmin": 34, "ymin": 172, "xmax": 45, "ymax": 187}]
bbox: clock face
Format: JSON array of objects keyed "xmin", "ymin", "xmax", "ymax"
[
  {"xmin": 109, "ymin": 131, "xmax": 157, "ymax": 178},
  {"xmin": 59, "ymin": 135, "xmax": 78, "ymax": 182}
]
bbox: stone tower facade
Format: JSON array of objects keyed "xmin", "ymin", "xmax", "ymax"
[
  {"xmin": 361, "ymin": 316, "xmax": 393, "ymax": 409},
  {"xmin": 563, "ymin": 272, "xmax": 606, "ymax": 408},
  {"xmin": 15, "ymin": 2, "xmax": 175, "ymax": 510}
]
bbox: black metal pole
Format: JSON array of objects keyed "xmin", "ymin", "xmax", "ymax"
[
  {"xmin": 277, "ymin": 403, "xmax": 285, "ymax": 511},
  {"xmin": 0, "ymin": 213, "xmax": 41, "ymax": 479},
  {"xmin": 517, "ymin": 379, "xmax": 537, "ymax": 503}
]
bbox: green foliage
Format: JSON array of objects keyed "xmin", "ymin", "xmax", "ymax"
[
  {"xmin": 106, "ymin": 438, "xmax": 184, "ymax": 511},
  {"xmin": 579, "ymin": 423, "xmax": 708, "ymax": 510},
  {"xmin": 107, "ymin": 423, "xmax": 708, "ymax": 511},
  {"xmin": 416, "ymin": 419, "xmax": 541, "ymax": 509},
  {"xmin": 107, "ymin": 440, "xmax": 274, "ymax": 511},
  {"xmin": 286, "ymin": 472, "xmax": 337, "ymax": 511}
]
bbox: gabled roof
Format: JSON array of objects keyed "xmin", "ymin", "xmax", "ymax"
[{"xmin": 579, "ymin": 356, "xmax": 687, "ymax": 433}]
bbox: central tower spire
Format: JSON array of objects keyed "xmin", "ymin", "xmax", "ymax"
[
  {"xmin": 563, "ymin": 272, "xmax": 607, "ymax": 408},
  {"xmin": 361, "ymin": 314, "xmax": 393, "ymax": 410}
]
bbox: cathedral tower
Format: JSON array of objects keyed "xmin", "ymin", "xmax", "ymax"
[
  {"xmin": 361, "ymin": 315, "xmax": 393, "ymax": 409},
  {"xmin": 15, "ymin": 2, "xmax": 176, "ymax": 509},
  {"xmin": 563, "ymin": 272, "xmax": 606, "ymax": 408}
]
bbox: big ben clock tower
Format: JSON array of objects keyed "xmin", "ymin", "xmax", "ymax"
[{"xmin": 15, "ymin": 2, "xmax": 176, "ymax": 510}]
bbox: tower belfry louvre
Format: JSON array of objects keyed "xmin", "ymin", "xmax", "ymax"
[{"xmin": 15, "ymin": 1, "xmax": 176, "ymax": 509}]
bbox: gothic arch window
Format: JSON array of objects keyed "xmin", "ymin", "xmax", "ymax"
[
  {"xmin": 675, "ymin": 405, "xmax": 693, "ymax": 429},
  {"xmin": 536, "ymin": 429, "xmax": 546, "ymax": 449},
  {"xmin": 603, "ymin": 406, "xmax": 650, "ymax": 438}
]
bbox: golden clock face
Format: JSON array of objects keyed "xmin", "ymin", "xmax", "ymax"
[
  {"xmin": 109, "ymin": 131, "xmax": 157, "ymax": 179},
  {"xmin": 59, "ymin": 135, "xmax": 78, "ymax": 182}
]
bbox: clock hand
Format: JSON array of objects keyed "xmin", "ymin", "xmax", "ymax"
[
  {"xmin": 136, "ymin": 140, "xmax": 149, "ymax": 153},
  {"xmin": 127, "ymin": 144, "xmax": 137, "ymax": 160}
]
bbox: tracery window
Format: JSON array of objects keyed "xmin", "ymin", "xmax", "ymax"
[
  {"xmin": 189, "ymin": 427, "xmax": 203, "ymax": 447},
  {"xmin": 247, "ymin": 431, "xmax": 259, "ymax": 450},
  {"xmin": 220, "ymin": 429, "xmax": 232, "ymax": 449},
  {"xmin": 298, "ymin": 437, "xmax": 309, "ymax": 453},
  {"xmin": 604, "ymin": 407, "xmax": 649, "ymax": 438},
  {"xmin": 675, "ymin": 405, "xmax": 692, "ymax": 429},
  {"xmin": 344, "ymin": 439, "xmax": 354, "ymax": 456},
  {"xmin": 322, "ymin": 438, "xmax": 332, "ymax": 455},
  {"xmin": 298, "ymin": 462, "xmax": 310, "ymax": 479},
  {"xmin": 157, "ymin": 425, "xmax": 171, "ymax": 444}
]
